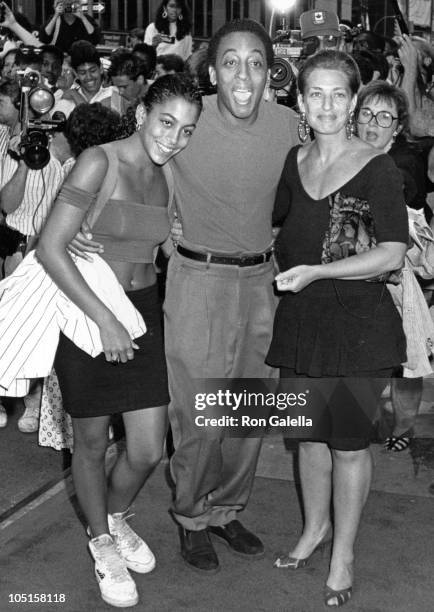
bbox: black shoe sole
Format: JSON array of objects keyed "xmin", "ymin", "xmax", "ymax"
[
  {"xmin": 208, "ymin": 531, "xmax": 265, "ymax": 559},
  {"xmin": 180, "ymin": 553, "xmax": 221, "ymax": 574}
]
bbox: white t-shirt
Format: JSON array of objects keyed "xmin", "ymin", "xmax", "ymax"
[{"xmin": 144, "ymin": 22, "xmax": 192, "ymax": 61}]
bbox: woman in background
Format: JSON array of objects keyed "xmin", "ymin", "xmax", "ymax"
[{"xmin": 144, "ymin": 0, "xmax": 192, "ymax": 61}]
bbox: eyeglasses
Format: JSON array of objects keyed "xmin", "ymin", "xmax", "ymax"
[
  {"xmin": 357, "ymin": 107, "xmax": 398, "ymax": 128},
  {"xmin": 303, "ymin": 36, "xmax": 341, "ymax": 57}
]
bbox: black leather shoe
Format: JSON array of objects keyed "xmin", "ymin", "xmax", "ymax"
[
  {"xmin": 179, "ymin": 528, "xmax": 220, "ymax": 573},
  {"xmin": 208, "ymin": 520, "xmax": 265, "ymax": 558}
]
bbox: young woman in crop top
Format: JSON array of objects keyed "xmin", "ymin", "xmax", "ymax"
[{"xmin": 36, "ymin": 74, "xmax": 202, "ymax": 608}]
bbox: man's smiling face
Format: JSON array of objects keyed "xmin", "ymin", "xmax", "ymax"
[{"xmin": 209, "ymin": 31, "xmax": 269, "ymax": 127}]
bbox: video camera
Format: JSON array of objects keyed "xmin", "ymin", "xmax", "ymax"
[
  {"xmin": 270, "ymin": 29, "xmax": 302, "ymax": 91},
  {"xmin": 16, "ymin": 68, "xmax": 66, "ymax": 170}
]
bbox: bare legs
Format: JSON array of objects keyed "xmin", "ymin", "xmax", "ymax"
[
  {"xmin": 71, "ymin": 406, "xmax": 167, "ymax": 537},
  {"xmin": 290, "ymin": 441, "xmax": 373, "ymax": 599}
]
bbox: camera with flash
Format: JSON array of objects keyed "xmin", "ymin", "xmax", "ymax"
[{"xmin": 16, "ymin": 68, "xmax": 66, "ymax": 170}]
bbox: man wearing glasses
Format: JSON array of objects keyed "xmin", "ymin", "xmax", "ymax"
[{"xmin": 299, "ymin": 10, "xmax": 345, "ymax": 57}]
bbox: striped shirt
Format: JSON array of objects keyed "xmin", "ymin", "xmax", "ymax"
[
  {"xmin": 0, "ymin": 251, "xmax": 147, "ymax": 396},
  {"xmin": 1, "ymin": 148, "xmax": 75, "ymax": 236}
]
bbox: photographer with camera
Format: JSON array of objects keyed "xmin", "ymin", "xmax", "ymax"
[
  {"xmin": 39, "ymin": 0, "xmax": 101, "ymax": 54},
  {"xmin": 0, "ymin": 74, "xmax": 74, "ymax": 433},
  {"xmin": 144, "ymin": 0, "xmax": 192, "ymax": 61}
]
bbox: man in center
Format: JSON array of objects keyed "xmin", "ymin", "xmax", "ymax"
[{"xmin": 165, "ymin": 18, "xmax": 299, "ymax": 573}]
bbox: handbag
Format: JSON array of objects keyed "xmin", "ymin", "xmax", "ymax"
[{"xmin": 321, "ymin": 192, "xmax": 399, "ymax": 283}]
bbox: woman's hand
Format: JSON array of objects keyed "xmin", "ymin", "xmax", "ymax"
[
  {"xmin": 99, "ymin": 316, "xmax": 139, "ymax": 363},
  {"xmin": 275, "ymin": 265, "xmax": 318, "ymax": 292},
  {"xmin": 152, "ymin": 33, "xmax": 163, "ymax": 47},
  {"xmin": 397, "ymin": 35, "xmax": 418, "ymax": 77},
  {"xmin": 54, "ymin": 2, "xmax": 65, "ymax": 16},
  {"xmin": 0, "ymin": 4, "xmax": 17, "ymax": 27}
]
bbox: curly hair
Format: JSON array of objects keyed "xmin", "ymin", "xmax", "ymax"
[
  {"xmin": 64, "ymin": 102, "xmax": 124, "ymax": 157},
  {"xmin": 154, "ymin": 0, "xmax": 192, "ymax": 41},
  {"xmin": 69, "ymin": 41, "xmax": 100, "ymax": 70},
  {"xmin": 207, "ymin": 19, "xmax": 274, "ymax": 69},
  {"xmin": 156, "ymin": 53, "xmax": 185, "ymax": 74},
  {"xmin": 142, "ymin": 72, "xmax": 202, "ymax": 114}
]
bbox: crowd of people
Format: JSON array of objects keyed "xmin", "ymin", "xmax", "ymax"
[{"xmin": 0, "ymin": 1, "xmax": 434, "ymax": 609}]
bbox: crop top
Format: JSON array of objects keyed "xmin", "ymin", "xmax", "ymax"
[{"xmin": 60, "ymin": 143, "xmax": 171, "ymax": 263}]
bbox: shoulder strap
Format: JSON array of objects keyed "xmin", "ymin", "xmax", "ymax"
[
  {"xmin": 163, "ymin": 162, "xmax": 176, "ymax": 217},
  {"xmin": 87, "ymin": 144, "xmax": 119, "ymax": 228}
]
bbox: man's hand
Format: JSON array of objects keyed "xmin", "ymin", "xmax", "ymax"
[
  {"xmin": 170, "ymin": 215, "xmax": 183, "ymax": 246},
  {"xmin": 68, "ymin": 220, "xmax": 104, "ymax": 261}
]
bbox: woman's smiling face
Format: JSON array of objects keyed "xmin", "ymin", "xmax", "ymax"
[{"xmin": 299, "ymin": 68, "xmax": 356, "ymax": 137}]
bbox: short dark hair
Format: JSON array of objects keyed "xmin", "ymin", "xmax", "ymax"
[
  {"xmin": 156, "ymin": 53, "xmax": 185, "ymax": 73},
  {"xmin": 108, "ymin": 49, "xmax": 140, "ymax": 80},
  {"xmin": 356, "ymin": 80, "xmax": 409, "ymax": 133},
  {"xmin": 0, "ymin": 79, "xmax": 21, "ymax": 106},
  {"xmin": 143, "ymin": 72, "xmax": 202, "ymax": 114},
  {"xmin": 298, "ymin": 50, "xmax": 361, "ymax": 96},
  {"xmin": 64, "ymin": 102, "xmax": 124, "ymax": 157},
  {"xmin": 208, "ymin": 19, "xmax": 274, "ymax": 69},
  {"xmin": 40, "ymin": 45, "xmax": 64, "ymax": 65},
  {"xmin": 69, "ymin": 40, "xmax": 100, "ymax": 70},
  {"xmin": 132, "ymin": 43, "xmax": 157, "ymax": 78}
]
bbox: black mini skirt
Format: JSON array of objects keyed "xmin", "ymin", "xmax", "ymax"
[{"xmin": 54, "ymin": 284, "xmax": 170, "ymax": 418}]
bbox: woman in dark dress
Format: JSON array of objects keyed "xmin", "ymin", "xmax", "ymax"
[{"xmin": 268, "ymin": 51, "xmax": 408, "ymax": 607}]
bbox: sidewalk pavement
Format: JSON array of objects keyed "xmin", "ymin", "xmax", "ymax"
[{"xmin": 1, "ymin": 434, "xmax": 433, "ymax": 612}]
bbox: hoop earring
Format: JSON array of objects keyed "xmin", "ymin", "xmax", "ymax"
[
  {"xmin": 298, "ymin": 112, "xmax": 310, "ymax": 143},
  {"xmin": 162, "ymin": 9, "xmax": 168, "ymax": 18},
  {"xmin": 178, "ymin": 13, "xmax": 183, "ymax": 20},
  {"xmin": 346, "ymin": 111, "xmax": 355, "ymax": 140}
]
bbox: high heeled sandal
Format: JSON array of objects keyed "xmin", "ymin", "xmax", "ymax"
[
  {"xmin": 324, "ymin": 585, "xmax": 352, "ymax": 607},
  {"xmin": 273, "ymin": 536, "xmax": 331, "ymax": 569},
  {"xmin": 384, "ymin": 430, "xmax": 412, "ymax": 452}
]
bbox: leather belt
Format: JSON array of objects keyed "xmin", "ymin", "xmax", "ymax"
[{"xmin": 177, "ymin": 245, "xmax": 272, "ymax": 267}]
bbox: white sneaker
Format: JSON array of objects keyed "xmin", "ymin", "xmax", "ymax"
[
  {"xmin": 17, "ymin": 396, "xmax": 40, "ymax": 433},
  {"xmin": 88, "ymin": 533, "xmax": 139, "ymax": 608},
  {"xmin": 0, "ymin": 404, "xmax": 7, "ymax": 428},
  {"xmin": 108, "ymin": 511, "xmax": 156, "ymax": 574}
]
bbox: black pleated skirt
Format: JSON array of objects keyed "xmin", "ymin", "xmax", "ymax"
[{"xmin": 54, "ymin": 284, "xmax": 169, "ymax": 418}]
